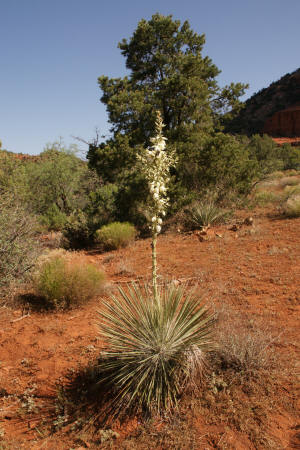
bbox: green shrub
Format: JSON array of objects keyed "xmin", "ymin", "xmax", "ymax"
[
  {"xmin": 34, "ymin": 254, "xmax": 106, "ymax": 309},
  {"xmin": 97, "ymin": 283, "xmax": 215, "ymax": 415},
  {"xmin": 95, "ymin": 222, "xmax": 136, "ymax": 250},
  {"xmin": 40, "ymin": 204, "xmax": 68, "ymax": 231},
  {"xmin": 184, "ymin": 201, "xmax": 231, "ymax": 229},
  {"xmin": 0, "ymin": 195, "xmax": 41, "ymax": 291},
  {"xmin": 63, "ymin": 210, "xmax": 94, "ymax": 249}
]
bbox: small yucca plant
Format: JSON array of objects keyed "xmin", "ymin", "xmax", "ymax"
[
  {"xmin": 97, "ymin": 283, "xmax": 215, "ymax": 415},
  {"xmin": 185, "ymin": 201, "xmax": 230, "ymax": 229}
]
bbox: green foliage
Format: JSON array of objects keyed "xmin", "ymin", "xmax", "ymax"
[
  {"xmin": 246, "ymin": 135, "xmax": 300, "ymax": 176},
  {"xmin": 0, "ymin": 141, "xmax": 99, "ymax": 233},
  {"xmin": 97, "ymin": 283, "xmax": 215, "ymax": 415},
  {"xmin": 87, "ymin": 183, "xmax": 118, "ymax": 228},
  {"xmin": 0, "ymin": 195, "xmax": 41, "ymax": 290},
  {"xmin": 278, "ymin": 144, "xmax": 300, "ymax": 171},
  {"xmin": 247, "ymin": 134, "xmax": 284, "ymax": 175},
  {"xmin": 88, "ymin": 137, "xmax": 149, "ymax": 227},
  {"xmin": 184, "ymin": 200, "xmax": 231, "ymax": 229},
  {"xmin": 179, "ymin": 133, "xmax": 257, "ymax": 197},
  {"xmin": 0, "ymin": 152, "xmax": 31, "ymax": 202},
  {"xmin": 40, "ymin": 204, "xmax": 68, "ymax": 231},
  {"xmin": 95, "ymin": 222, "xmax": 136, "ymax": 250},
  {"xmin": 63, "ymin": 210, "xmax": 94, "ymax": 249},
  {"xmin": 26, "ymin": 142, "xmax": 92, "ymax": 216},
  {"xmin": 88, "ymin": 14, "xmax": 249, "ymax": 224},
  {"xmin": 34, "ymin": 255, "xmax": 105, "ymax": 309}
]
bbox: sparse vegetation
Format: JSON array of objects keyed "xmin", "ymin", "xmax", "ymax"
[
  {"xmin": 254, "ymin": 190, "xmax": 282, "ymax": 206},
  {"xmin": 0, "ymin": 194, "xmax": 41, "ymax": 292},
  {"xmin": 95, "ymin": 222, "xmax": 136, "ymax": 250},
  {"xmin": 0, "ymin": 13, "xmax": 299, "ymax": 450}
]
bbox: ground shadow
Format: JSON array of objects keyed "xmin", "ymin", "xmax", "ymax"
[{"xmin": 17, "ymin": 293, "xmax": 56, "ymax": 312}]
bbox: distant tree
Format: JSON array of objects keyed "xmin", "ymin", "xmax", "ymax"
[{"xmin": 0, "ymin": 141, "xmax": 99, "ymax": 231}]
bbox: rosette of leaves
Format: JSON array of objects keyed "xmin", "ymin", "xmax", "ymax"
[{"xmin": 97, "ymin": 283, "xmax": 215, "ymax": 415}]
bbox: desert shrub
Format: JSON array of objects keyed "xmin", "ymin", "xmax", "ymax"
[
  {"xmin": 63, "ymin": 210, "xmax": 94, "ymax": 249},
  {"xmin": 247, "ymin": 134, "xmax": 284, "ymax": 175},
  {"xmin": 184, "ymin": 200, "xmax": 231, "ymax": 229},
  {"xmin": 283, "ymin": 195, "xmax": 300, "ymax": 218},
  {"xmin": 279, "ymin": 176, "xmax": 300, "ymax": 188},
  {"xmin": 40, "ymin": 204, "xmax": 68, "ymax": 231},
  {"xmin": 214, "ymin": 328, "xmax": 277, "ymax": 375},
  {"xmin": 278, "ymin": 144, "xmax": 300, "ymax": 171},
  {"xmin": 253, "ymin": 190, "xmax": 282, "ymax": 206},
  {"xmin": 97, "ymin": 283, "xmax": 215, "ymax": 415},
  {"xmin": 283, "ymin": 184, "xmax": 300, "ymax": 199},
  {"xmin": 34, "ymin": 254, "xmax": 105, "ymax": 309},
  {"xmin": 0, "ymin": 195, "xmax": 41, "ymax": 291},
  {"xmin": 265, "ymin": 170, "xmax": 285, "ymax": 179},
  {"xmin": 95, "ymin": 222, "xmax": 136, "ymax": 250}
]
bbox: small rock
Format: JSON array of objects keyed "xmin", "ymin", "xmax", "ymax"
[{"xmin": 244, "ymin": 216, "xmax": 254, "ymax": 226}]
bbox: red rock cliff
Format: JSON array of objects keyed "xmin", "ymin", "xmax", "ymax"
[{"xmin": 263, "ymin": 104, "xmax": 300, "ymax": 137}]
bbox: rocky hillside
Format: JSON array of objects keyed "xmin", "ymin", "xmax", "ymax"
[{"xmin": 227, "ymin": 68, "xmax": 300, "ymax": 136}]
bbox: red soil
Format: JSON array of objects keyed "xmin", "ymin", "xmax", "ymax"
[
  {"xmin": 272, "ymin": 136, "xmax": 300, "ymax": 146},
  {"xmin": 0, "ymin": 209, "xmax": 299, "ymax": 448}
]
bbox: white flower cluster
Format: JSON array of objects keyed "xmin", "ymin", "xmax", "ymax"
[{"xmin": 138, "ymin": 112, "xmax": 176, "ymax": 235}]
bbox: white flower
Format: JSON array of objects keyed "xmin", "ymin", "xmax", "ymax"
[
  {"xmin": 153, "ymin": 193, "xmax": 159, "ymax": 200},
  {"xmin": 156, "ymin": 225, "xmax": 161, "ymax": 233},
  {"xmin": 152, "ymin": 216, "xmax": 156, "ymax": 222},
  {"xmin": 157, "ymin": 218, "xmax": 162, "ymax": 224},
  {"xmin": 155, "ymin": 141, "xmax": 166, "ymax": 151}
]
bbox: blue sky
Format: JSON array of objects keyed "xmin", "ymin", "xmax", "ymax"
[{"xmin": 1, "ymin": 0, "xmax": 299, "ymax": 155}]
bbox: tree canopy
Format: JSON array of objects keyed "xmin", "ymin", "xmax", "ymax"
[
  {"xmin": 96, "ymin": 13, "xmax": 247, "ymax": 146},
  {"xmin": 87, "ymin": 14, "xmax": 253, "ymax": 223}
]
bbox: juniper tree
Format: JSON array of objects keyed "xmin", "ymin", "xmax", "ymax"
[{"xmin": 88, "ymin": 14, "xmax": 251, "ymax": 222}]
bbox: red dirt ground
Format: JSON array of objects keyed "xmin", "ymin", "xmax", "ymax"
[
  {"xmin": 0, "ymin": 208, "xmax": 299, "ymax": 449},
  {"xmin": 272, "ymin": 137, "xmax": 300, "ymax": 146}
]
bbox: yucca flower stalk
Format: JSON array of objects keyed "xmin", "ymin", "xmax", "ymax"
[
  {"xmin": 96, "ymin": 111, "xmax": 215, "ymax": 418},
  {"xmin": 137, "ymin": 111, "xmax": 176, "ymax": 300}
]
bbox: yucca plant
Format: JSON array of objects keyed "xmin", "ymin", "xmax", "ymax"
[
  {"xmin": 96, "ymin": 112, "xmax": 215, "ymax": 417},
  {"xmin": 185, "ymin": 201, "xmax": 230, "ymax": 229},
  {"xmin": 97, "ymin": 283, "xmax": 214, "ymax": 415}
]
